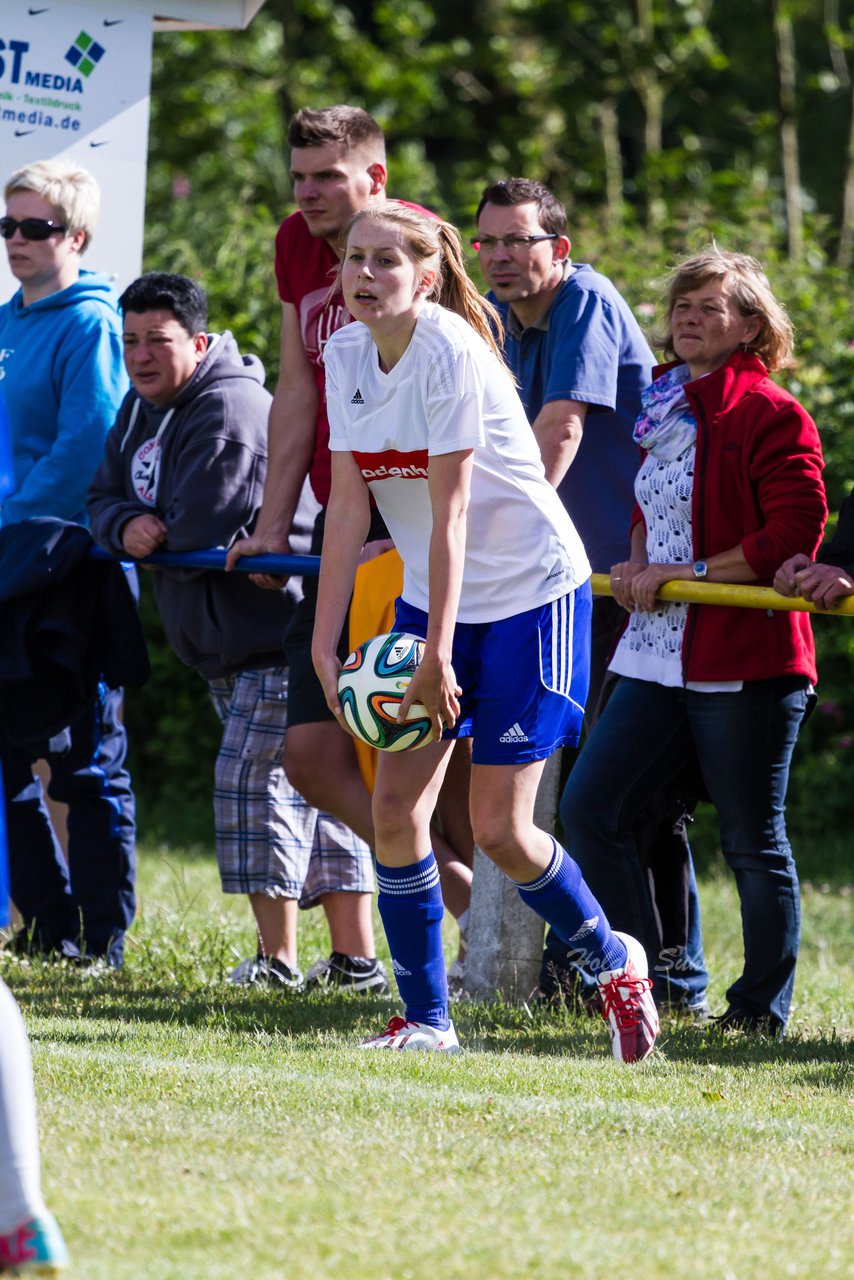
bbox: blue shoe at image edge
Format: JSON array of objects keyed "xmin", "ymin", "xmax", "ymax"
[{"xmin": 0, "ymin": 1211, "xmax": 69, "ymax": 1275}]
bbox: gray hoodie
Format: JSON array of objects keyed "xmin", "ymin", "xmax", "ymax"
[{"xmin": 88, "ymin": 331, "xmax": 317, "ymax": 678}]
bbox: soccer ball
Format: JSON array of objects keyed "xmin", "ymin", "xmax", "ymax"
[{"xmin": 338, "ymin": 632, "xmax": 434, "ymax": 752}]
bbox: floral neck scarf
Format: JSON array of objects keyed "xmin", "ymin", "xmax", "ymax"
[{"xmin": 633, "ymin": 364, "xmax": 697, "ymax": 460}]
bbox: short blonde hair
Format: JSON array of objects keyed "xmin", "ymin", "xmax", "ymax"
[
  {"xmin": 4, "ymin": 159, "xmax": 100, "ymax": 252},
  {"xmin": 659, "ymin": 248, "xmax": 795, "ymax": 371}
]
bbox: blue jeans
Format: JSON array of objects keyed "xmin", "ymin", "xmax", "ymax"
[
  {"xmin": 1, "ymin": 683, "xmax": 136, "ymax": 967},
  {"xmin": 561, "ymin": 675, "xmax": 811, "ymax": 1029}
]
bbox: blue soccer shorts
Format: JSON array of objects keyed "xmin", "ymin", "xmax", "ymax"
[{"xmin": 394, "ymin": 581, "xmax": 592, "ymax": 765}]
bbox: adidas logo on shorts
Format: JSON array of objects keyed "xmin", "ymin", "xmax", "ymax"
[
  {"xmin": 500, "ymin": 722, "xmax": 529, "ymax": 743},
  {"xmin": 351, "ymin": 387, "xmax": 365, "ymax": 404}
]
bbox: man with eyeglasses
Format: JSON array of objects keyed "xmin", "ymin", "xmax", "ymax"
[
  {"xmin": 474, "ymin": 178, "xmax": 654, "ymax": 604},
  {"xmin": 0, "ymin": 159, "xmax": 136, "ymax": 970},
  {"xmin": 474, "ymin": 178, "xmax": 708, "ymax": 1017}
]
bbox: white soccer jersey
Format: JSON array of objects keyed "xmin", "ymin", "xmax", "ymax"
[{"xmin": 324, "ymin": 302, "xmax": 590, "ymax": 624}]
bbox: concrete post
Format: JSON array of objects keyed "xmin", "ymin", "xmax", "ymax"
[{"xmin": 462, "ymin": 750, "xmax": 562, "ymax": 1002}]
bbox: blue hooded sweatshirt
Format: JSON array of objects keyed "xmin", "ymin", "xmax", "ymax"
[{"xmin": 0, "ymin": 269, "xmax": 128, "ymax": 526}]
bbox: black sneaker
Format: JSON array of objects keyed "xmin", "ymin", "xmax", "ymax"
[
  {"xmin": 305, "ymin": 952, "xmax": 389, "ymax": 995},
  {"xmin": 227, "ymin": 954, "xmax": 304, "ymax": 990},
  {"xmin": 712, "ymin": 1006, "xmax": 784, "ymax": 1037}
]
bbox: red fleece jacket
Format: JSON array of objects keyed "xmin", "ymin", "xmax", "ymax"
[{"xmin": 632, "ymin": 350, "xmax": 826, "ymax": 683}]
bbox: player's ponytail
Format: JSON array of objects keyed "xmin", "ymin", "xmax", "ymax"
[{"xmin": 433, "ymin": 220, "xmax": 505, "ymax": 361}]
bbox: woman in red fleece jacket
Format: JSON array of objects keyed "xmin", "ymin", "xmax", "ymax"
[{"xmin": 561, "ymin": 249, "xmax": 826, "ymax": 1035}]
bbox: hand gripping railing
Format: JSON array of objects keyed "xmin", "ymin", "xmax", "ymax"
[{"xmin": 589, "ymin": 572, "xmax": 854, "ymax": 615}]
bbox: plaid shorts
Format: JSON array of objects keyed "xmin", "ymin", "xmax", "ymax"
[{"xmin": 208, "ymin": 667, "xmax": 375, "ymax": 906}]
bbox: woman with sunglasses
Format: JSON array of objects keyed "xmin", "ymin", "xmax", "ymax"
[
  {"xmin": 0, "ymin": 160, "xmax": 127, "ymax": 523},
  {"xmin": 0, "ymin": 160, "xmax": 136, "ymax": 972}
]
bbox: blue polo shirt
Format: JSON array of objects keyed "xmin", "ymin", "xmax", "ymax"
[{"xmin": 492, "ymin": 263, "xmax": 654, "ymax": 573}]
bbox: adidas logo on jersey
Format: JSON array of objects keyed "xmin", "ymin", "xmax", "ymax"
[
  {"xmin": 392, "ymin": 959, "xmax": 412, "ymax": 977},
  {"xmin": 568, "ymin": 915, "xmax": 599, "ymax": 944},
  {"xmin": 500, "ymin": 722, "xmax": 529, "ymax": 743},
  {"xmin": 350, "ymin": 387, "xmax": 365, "ymax": 404}
]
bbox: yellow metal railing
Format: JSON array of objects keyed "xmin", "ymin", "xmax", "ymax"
[{"xmin": 590, "ymin": 573, "xmax": 854, "ymax": 616}]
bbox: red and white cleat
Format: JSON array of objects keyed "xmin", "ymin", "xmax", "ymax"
[
  {"xmin": 357, "ymin": 1016, "xmax": 460, "ymax": 1052},
  {"xmin": 597, "ymin": 932, "xmax": 660, "ymax": 1063}
]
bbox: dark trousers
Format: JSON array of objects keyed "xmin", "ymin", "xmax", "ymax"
[{"xmin": 1, "ymin": 683, "xmax": 136, "ymax": 966}]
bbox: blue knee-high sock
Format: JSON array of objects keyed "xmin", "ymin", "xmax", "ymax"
[
  {"xmin": 376, "ymin": 852, "xmax": 449, "ymax": 1030},
  {"xmin": 515, "ymin": 839, "xmax": 627, "ymax": 975}
]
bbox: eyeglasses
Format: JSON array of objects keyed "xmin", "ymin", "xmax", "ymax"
[
  {"xmin": 470, "ymin": 234, "xmax": 557, "ymax": 253},
  {"xmin": 0, "ymin": 216, "xmax": 67, "ymax": 241}
]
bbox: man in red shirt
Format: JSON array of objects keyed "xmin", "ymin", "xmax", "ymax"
[{"xmin": 229, "ymin": 107, "xmax": 472, "ymax": 988}]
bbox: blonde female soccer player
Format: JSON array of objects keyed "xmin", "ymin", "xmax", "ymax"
[{"xmin": 311, "ymin": 203, "xmax": 658, "ymax": 1061}]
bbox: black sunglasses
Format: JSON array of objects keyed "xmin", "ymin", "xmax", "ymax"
[{"xmin": 0, "ymin": 216, "xmax": 67, "ymax": 241}]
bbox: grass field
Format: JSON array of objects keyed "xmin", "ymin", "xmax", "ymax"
[{"xmin": 3, "ymin": 843, "xmax": 852, "ymax": 1280}]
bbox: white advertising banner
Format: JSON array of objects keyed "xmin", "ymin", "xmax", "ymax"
[{"xmin": 0, "ymin": 1, "xmax": 151, "ymax": 300}]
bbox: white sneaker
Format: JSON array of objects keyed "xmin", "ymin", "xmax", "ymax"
[
  {"xmin": 357, "ymin": 1016, "xmax": 460, "ymax": 1052},
  {"xmin": 597, "ymin": 932, "xmax": 660, "ymax": 1063}
]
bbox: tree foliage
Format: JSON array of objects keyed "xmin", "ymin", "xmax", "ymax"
[{"xmin": 146, "ymin": 0, "xmax": 854, "ymax": 248}]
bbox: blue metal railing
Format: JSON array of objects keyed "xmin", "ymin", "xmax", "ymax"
[{"xmin": 89, "ymin": 546, "xmax": 321, "ymax": 576}]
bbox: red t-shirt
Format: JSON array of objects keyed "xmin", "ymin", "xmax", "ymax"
[{"xmin": 274, "ymin": 201, "xmax": 434, "ymax": 506}]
